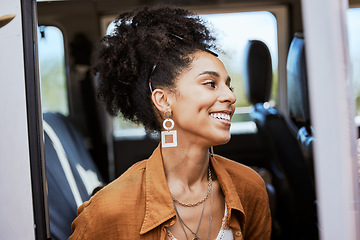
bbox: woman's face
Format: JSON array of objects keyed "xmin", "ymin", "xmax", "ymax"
[{"xmin": 168, "ymin": 50, "xmax": 236, "ymax": 147}]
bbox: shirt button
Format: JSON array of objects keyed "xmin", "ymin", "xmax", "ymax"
[{"xmin": 235, "ymin": 230, "xmax": 242, "ymax": 237}]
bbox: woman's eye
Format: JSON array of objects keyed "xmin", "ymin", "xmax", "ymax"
[
  {"xmin": 204, "ymin": 81, "xmax": 216, "ymax": 88},
  {"xmin": 229, "ymin": 86, "xmax": 234, "ymax": 92}
]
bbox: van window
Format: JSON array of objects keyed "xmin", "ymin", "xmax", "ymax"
[
  {"xmin": 107, "ymin": 11, "xmax": 278, "ymax": 138},
  {"xmin": 202, "ymin": 12, "xmax": 278, "ymax": 124},
  {"xmin": 347, "ymin": 8, "xmax": 360, "ymax": 121},
  {"xmin": 38, "ymin": 26, "xmax": 69, "ymax": 115}
]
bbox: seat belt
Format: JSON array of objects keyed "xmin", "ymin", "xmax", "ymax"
[{"xmin": 43, "ymin": 120, "xmax": 83, "ymax": 208}]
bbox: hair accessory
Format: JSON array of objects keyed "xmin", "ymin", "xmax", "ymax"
[
  {"xmin": 161, "ymin": 110, "xmax": 177, "ymax": 148},
  {"xmin": 148, "ymin": 64, "xmax": 157, "ymax": 93},
  {"xmin": 169, "ymin": 32, "xmax": 218, "ymax": 57},
  {"xmin": 169, "ymin": 32, "xmax": 185, "ymax": 41}
]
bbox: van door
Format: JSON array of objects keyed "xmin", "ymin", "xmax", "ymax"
[{"xmin": 0, "ymin": 0, "xmax": 49, "ymax": 238}]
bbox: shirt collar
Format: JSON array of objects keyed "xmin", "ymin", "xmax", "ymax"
[
  {"xmin": 210, "ymin": 154, "xmax": 245, "ymax": 225},
  {"xmin": 140, "ymin": 144, "xmax": 176, "ymax": 234},
  {"xmin": 140, "ymin": 145, "xmax": 245, "ymax": 234}
]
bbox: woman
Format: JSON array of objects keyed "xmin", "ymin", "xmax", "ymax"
[{"xmin": 70, "ymin": 6, "xmax": 271, "ymax": 240}]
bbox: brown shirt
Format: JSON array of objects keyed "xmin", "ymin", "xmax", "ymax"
[{"xmin": 69, "ymin": 145, "xmax": 271, "ymax": 240}]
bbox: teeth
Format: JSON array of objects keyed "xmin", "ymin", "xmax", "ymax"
[{"xmin": 210, "ymin": 113, "xmax": 231, "ymax": 121}]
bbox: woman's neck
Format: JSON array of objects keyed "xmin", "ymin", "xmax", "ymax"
[{"xmin": 162, "ymin": 143, "xmax": 210, "ymax": 189}]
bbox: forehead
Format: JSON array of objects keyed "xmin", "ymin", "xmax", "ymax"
[{"xmin": 176, "ymin": 50, "xmax": 228, "ymax": 82}]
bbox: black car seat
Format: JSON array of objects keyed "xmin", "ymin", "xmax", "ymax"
[
  {"xmin": 287, "ymin": 33, "xmax": 315, "ymax": 183},
  {"xmin": 243, "ymin": 40, "xmax": 318, "ymax": 239},
  {"xmin": 43, "ymin": 112, "xmax": 103, "ymax": 240}
]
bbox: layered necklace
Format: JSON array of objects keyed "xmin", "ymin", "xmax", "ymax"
[{"xmin": 171, "ymin": 167, "xmax": 213, "ymax": 240}]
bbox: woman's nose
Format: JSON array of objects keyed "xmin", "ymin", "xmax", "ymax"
[{"xmin": 219, "ymin": 85, "xmax": 237, "ymax": 104}]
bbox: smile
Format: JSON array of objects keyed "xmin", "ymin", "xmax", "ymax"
[{"xmin": 210, "ymin": 113, "xmax": 231, "ymax": 122}]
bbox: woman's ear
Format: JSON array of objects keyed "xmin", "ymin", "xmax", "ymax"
[{"xmin": 151, "ymin": 88, "xmax": 172, "ymax": 114}]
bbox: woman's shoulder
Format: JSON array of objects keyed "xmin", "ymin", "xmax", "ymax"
[
  {"xmin": 70, "ymin": 160, "xmax": 148, "ymax": 239},
  {"xmin": 92, "ymin": 159, "xmax": 148, "ymax": 203},
  {"xmin": 76, "ymin": 159, "xmax": 148, "ymax": 218}
]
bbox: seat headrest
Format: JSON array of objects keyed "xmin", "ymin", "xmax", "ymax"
[
  {"xmin": 243, "ymin": 40, "xmax": 273, "ymax": 105},
  {"xmin": 287, "ymin": 34, "xmax": 311, "ymax": 125}
]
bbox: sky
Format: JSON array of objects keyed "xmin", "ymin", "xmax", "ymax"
[{"xmin": 201, "ymin": 11, "xmax": 278, "ymax": 71}]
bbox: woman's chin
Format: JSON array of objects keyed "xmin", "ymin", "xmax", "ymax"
[{"xmin": 211, "ymin": 134, "xmax": 231, "ymax": 147}]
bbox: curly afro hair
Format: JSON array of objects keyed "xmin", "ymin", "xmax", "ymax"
[{"xmin": 94, "ymin": 6, "xmax": 217, "ymax": 132}]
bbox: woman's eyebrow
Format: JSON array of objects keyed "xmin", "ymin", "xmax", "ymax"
[
  {"xmin": 197, "ymin": 71, "xmax": 220, "ymax": 78},
  {"xmin": 197, "ymin": 71, "xmax": 231, "ymax": 83}
]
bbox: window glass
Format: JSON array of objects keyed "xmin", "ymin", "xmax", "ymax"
[
  {"xmin": 38, "ymin": 26, "xmax": 69, "ymax": 115},
  {"xmin": 347, "ymin": 8, "xmax": 360, "ymax": 118},
  {"xmin": 202, "ymin": 12, "xmax": 278, "ymax": 105},
  {"xmin": 107, "ymin": 11, "xmax": 278, "ymax": 137},
  {"xmin": 201, "ymin": 12, "xmax": 278, "ymax": 124}
]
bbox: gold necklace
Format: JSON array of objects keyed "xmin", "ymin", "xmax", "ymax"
[
  {"xmin": 173, "ymin": 177, "xmax": 213, "ymax": 240},
  {"xmin": 171, "ymin": 167, "xmax": 212, "ymax": 207}
]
